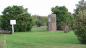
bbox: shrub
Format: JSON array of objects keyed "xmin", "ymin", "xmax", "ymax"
[
  {"xmin": 74, "ymin": 0, "xmax": 86, "ymax": 44},
  {"xmin": 1, "ymin": 5, "xmax": 32, "ymax": 32}
]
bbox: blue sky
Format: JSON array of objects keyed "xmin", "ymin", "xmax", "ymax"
[{"xmin": 0, "ymin": 0, "xmax": 81, "ymax": 16}]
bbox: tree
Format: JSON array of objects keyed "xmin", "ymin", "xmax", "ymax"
[
  {"xmin": 74, "ymin": 0, "xmax": 86, "ymax": 44},
  {"xmin": 1, "ymin": 5, "xmax": 32, "ymax": 32},
  {"xmin": 51, "ymin": 6, "xmax": 72, "ymax": 32},
  {"xmin": 32, "ymin": 15, "xmax": 48, "ymax": 27}
]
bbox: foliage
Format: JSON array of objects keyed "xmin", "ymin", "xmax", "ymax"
[
  {"xmin": 1, "ymin": 5, "xmax": 32, "ymax": 32},
  {"xmin": 32, "ymin": 15, "xmax": 48, "ymax": 27},
  {"xmin": 51, "ymin": 6, "xmax": 73, "ymax": 32},
  {"xmin": 74, "ymin": 0, "xmax": 86, "ymax": 44},
  {"xmin": 36, "ymin": 16, "xmax": 43, "ymax": 27},
  {"xmin": 62, "ymin": 13, "xmax": 74, "ymax": 32},
  {"xmin": 31, "ymin": 15, "xmax": 38, "ymax": 26}
]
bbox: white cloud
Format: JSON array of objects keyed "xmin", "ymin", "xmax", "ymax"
[{"xmin": 0, "ymin": 0, "xmax": 81, "ymax": 16}]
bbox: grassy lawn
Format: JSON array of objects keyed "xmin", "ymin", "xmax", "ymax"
[
  {"xmin": 0, "ymin": 34, "xmax": 4, "ymax": 41},
  {"xmin": 0, "ymin": 26, "xmax": 86, "ymax": 48},
  {"xmin": 0, "ymin": 34, "xmax": 5, "ymax": 48},
  {"xmin": 0, "ymin": 32, "xmax": 85, "ymax": 48}
]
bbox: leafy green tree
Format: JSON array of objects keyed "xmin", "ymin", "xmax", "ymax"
[
  {"xmin": 36, "ymin": 16, "xmax": 43, "ymax": 27},
  {"xmin": 32, "ymin": 15, "xmax": 48, "ymax": 27},
  {"xmin": 62, "ymin": 13, "xmax": 74, "ymax": 32},
  {"xmin": 74, "ymin": 0, "xmax": 86, "ymax": 44},
  {"xmin": 51, "ymin": 6, "xmax": 72, "ymax": 32},
  {"xmin": 32, "ymin": 15, "xmax": 38, "ymax": 26},
  {"xmin": 1, "ymin": 5, "xmax": 32, "ymax": 32}
]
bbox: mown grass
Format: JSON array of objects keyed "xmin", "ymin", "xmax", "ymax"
[
  {"xmin": 0, "ymin": 34, "xmax": 4, "ymax": 41},
  {"xmin": 0, "ymin": 26, "xmax": 86, "ymax": 48},
  {"xmin": 4, "ymin": 32, "xmax": 86, "ymax": 48}
]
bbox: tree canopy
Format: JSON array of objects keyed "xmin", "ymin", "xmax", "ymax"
[
  {"xmin": 1, "ymin": 5, "xmax": 32, "ymax": 32},
  {"xmin": 51, "ymin": 6, "xmax": 73, "ymax": 32}
]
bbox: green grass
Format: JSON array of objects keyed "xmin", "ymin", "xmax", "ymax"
[
  {"xmin": 0, "ymin": 26, "xmax": 86, "ymax": 48},
  {"xmin": 0, "ymin": 34, "xmax": 4, "ymax": 41},
  {"xmin": 0, "ymin": 32, "xmax": 85, "ymax": 48},
  {"xmin": 31, "ymin": 26, "xmax": 48, "ymax": 32}
]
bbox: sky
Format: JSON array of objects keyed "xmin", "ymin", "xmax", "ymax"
[{"xmin": 0, "ymin": 0, "xmax": 81, "ymax": 16}]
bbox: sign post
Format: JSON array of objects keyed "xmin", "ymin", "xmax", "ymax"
[{"xmin": 10, "ymin": 20, "xmax": 16, "ymax": 34}]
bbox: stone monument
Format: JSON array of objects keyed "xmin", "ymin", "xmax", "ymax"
[{"xmin": 48, "ymin": 14, "xmax": 57, "ymax": 32}]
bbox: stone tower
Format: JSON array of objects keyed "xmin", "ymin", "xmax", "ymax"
[{"xmin": 48, "ymin": 14, "xmax": 57, "ymax": 32}]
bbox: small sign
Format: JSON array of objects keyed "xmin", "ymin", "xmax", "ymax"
[
  {"xmin": 10, "ymin": 20, "xmax": 16, "ymax": 34},
  {"xmin": 10, "ymin": 20, "xmax": 16, "ymax": 25}
]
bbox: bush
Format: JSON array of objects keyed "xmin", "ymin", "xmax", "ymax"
[
  {"xmin": 74, "ymin": 0, "xmax": 86, "ymax": 44},
  {"xmin": 32, "ymin": 15, "xmax": 48, "ymax": 27},
  {"xmin": 74, "ymin": 17, "xmax": 86, "ymax": 44},
  {"xmin": 1, "ymin": 5, "xmax": 32, "ymax": 32}
]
